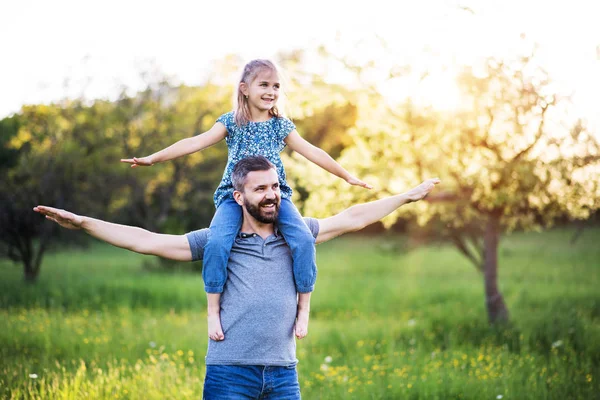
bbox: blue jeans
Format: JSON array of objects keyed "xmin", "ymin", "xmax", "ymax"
[
  {"xmin": 203, "ymin": 197, "xmax": 317, "ymax": 293},
  {"xmin": 203, "ymin": 198, "xmax": 243, "ymax": 293},
  {"xmin": 203, "ymin": 364, "xmax": 301, "ymax": 400}
]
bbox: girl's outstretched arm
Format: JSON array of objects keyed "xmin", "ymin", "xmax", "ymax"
[
  {"xmin": 121, "ymin": 122, "xmax": 227, "ymax": 168},
  {"xmin": 284, "ymin": 130, "xmax": 372, "ymax": 189}
]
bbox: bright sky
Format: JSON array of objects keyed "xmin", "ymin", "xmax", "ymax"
[{"xmin": 1, "ymin": 0, "xmax": 599, "ymax": 133}]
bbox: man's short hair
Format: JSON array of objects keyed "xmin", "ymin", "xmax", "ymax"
[{"xmin": 232, "ymin": 156, "xmax": 276, "ymax": 191}]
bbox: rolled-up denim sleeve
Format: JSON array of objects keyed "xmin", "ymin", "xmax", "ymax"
[{"xmin": 186, "ymin": 228, "xmax": 210, "ymax": 261}]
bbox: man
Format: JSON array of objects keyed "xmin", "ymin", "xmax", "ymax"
[{"xmin": 34, "ymin": 156, "xmax": 439, "ymax": 399}]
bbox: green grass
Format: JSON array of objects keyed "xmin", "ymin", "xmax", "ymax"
[{"xmin": 1, "ymin": 227, "xmax": 599, "ymax": 399}]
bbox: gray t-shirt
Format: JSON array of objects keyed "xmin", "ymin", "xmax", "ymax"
[{"xmin": 186, "ymin": 217, "xmax": 319, "ymax": 366}]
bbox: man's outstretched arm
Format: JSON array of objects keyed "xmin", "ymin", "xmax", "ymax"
[
  {"xmin": 33, "ymin": 206, "xmax": 193, "ymax": 261},
  {"xmin": 315, "ymin": 178, "xmax": 440, "ymax": 244}
]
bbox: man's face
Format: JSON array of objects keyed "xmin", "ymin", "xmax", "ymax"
[{"xmin": 239, "ymin": 168, "xmax": 281, "ymax": 223}]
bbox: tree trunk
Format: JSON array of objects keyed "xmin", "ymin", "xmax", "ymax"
[
  {"xmin": 483, "ymin": 212, "xmax": 510, "ymax": 324},
  {"xmin": 22, "ymin": 236, "xmax": 45, "ymax": 283},
  {"xmin": 23, "ymin": 259, "xmax": 39, "ymax": 283}
]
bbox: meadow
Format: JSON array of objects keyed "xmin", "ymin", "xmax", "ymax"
[{"xmin": 1, "ymin": 227, "xmax": 598, "ymax": 399}]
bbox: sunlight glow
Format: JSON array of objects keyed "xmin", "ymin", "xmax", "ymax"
[{"xmin": 0, "ymin": 0, "xmax": 598, "ymax": 136}]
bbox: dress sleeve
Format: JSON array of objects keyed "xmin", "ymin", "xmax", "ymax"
[
  {"xmin": 216, "ymin": 111, "xmax": 235, "ymax": 139},
  {"xmin": 277, "ymin": 117, "xmax": 296, "ymax": 141}
]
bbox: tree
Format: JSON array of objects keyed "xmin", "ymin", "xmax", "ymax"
[
  {"xmin": 109, "ymin": 78, "xmax": 231, "ymax": 233},
  {"xmin": 1, "ymin": 51, "xmax": 376, "ymax": 278},
  {"xmin": 0, "ymin": 104, "xmax": 96, "ymax": 281},
  {"xmin": 0, "ymin": 78, "xmax": 234, "ymax": 279},
  {"xmin": 0, "ymin": 115, "xmax": 20, "ymax": 170},
  {"xmin": 295, "ymin": 52, "xmax": 600, "ymax": 324},
  {"xmin": 0, "ymin": 156, "xmax": 65, "ymax": 282}
]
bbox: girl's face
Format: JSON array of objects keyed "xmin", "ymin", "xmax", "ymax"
[{"xmin": 243, "ymin": 68, "xmax": 280, "ymax": 114}]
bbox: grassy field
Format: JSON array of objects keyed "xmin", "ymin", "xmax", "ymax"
[{"xmin": 1, "ymin": 227, "xmax": 599, "ymax": 399}]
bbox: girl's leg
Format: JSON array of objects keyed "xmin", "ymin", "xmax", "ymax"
[
  {"xmin": 278, "ymin": 198, "xmax": 317, "ymax": 338},
  {"xmin": 278, "ymin": 198, "xmax": 317, "ymax": 292},
  {"xmin": 207, "ymin": 293, "xmax": 224, "ymax": 341},
  {"xmin": 296, "ymin": 292, "xmax": 311, "ymax": 339},
  {"xmin": 203, "ymin": 198, "xmax": 242, "ymax": 341}
]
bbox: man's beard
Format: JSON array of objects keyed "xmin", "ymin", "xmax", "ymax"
[{"xmin": 244, "ymin": 197, "xmax": 280, "ymax": 223}]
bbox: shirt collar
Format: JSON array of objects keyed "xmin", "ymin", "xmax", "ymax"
[{"xmin": 237, "ymin": 224, "xmax": 279, "ymax": 238}]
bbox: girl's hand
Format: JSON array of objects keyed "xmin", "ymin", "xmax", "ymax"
[
  {"xmin": 346, "ymin": 176, "xmax": 373, "ymax": 190},
  {"xmin": 120, "ymin": 156, "xmax": 154, "ymax": 168}
]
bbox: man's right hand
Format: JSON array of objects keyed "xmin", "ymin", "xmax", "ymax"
[
  {"xmin": 120, "ymin": 156, "xmax": 154, "ymax": 168},
  {"xmin": 34, "ymin": 206, "xmax": 193, "ymax": 261},
  {"xmin": 33, "ymin": 206, "xmax": 84, "ymax": 230}
]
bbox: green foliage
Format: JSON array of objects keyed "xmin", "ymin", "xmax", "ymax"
[
  {"xmin": 293, "ymin": 102, "xmax": 357, "ymax": 159},
  {"xmin": 298, "ymin": 50, "xmax": 599, "ymax": 324},
  {"xmin": 0, "ymin": 114, "xmax": 20, "ymax": 170},
  {"xmin": 103, "ymin": 82, "xmax": 231, "ymax": 232},
  {"xmin": 0, "ymin": 103, "xmax": 102, "ymax": 280},
  {"xmin": 300, "ymin": 54, "xmax": 600, "ymax": 234},
  {"xmin": 295, "ymin": 51, "xmax": 600, "ymax": 326},
  {"xmin": 0, "ymin": 52, "xmax": 369, "ymax": 278},
  {"xmin": 0, "ymin": 78, "xmax": 235, "ymax": 278},
  {"xmin": 1, "ymin": 228, "xmax": 598, "ymax": 398}
]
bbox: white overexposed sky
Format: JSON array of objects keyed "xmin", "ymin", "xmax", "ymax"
[{"xmin": 1, "ymin": 0, "xmax": 599, "ymax": 133}]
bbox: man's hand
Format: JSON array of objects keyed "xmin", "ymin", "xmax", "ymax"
[
  {"xmin": 120, "ymin": 156, "xmax": 154, "ymax": 168},
  {"xmin": 33, "ymin": 206, "xmax": 83, "ymax": 230},
  {"xmin": 405, "ymin": 178, "xmax": 441, "ymax": 202},
  {"xmin": 346, "ymin": 176, "xmax": 373, "ymax": 190}
]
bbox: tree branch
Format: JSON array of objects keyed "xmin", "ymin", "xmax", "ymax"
[
  {"xmin": 450, "ymin": 233, "xmax": 483, "ymax": 271},
  {"xmin": 510, "ymin": 100, "xmax": 552, "ymax": 164}
]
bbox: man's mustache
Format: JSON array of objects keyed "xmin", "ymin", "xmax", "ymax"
[{"xmin": 259, "ymin": 199, "xmax": 279, "ymax": 207}]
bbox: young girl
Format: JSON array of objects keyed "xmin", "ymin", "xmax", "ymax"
[{"xmin": 121, "ymin": 59, "xmax": 371, "ymax": 341}]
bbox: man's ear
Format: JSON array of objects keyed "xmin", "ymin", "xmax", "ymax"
[
  {"xmin": 239, "ymin": 82, "xmax": 249, "ymax": 97},
  {"xmin": 233, "ymin": 190, "xmax": 244, "ymax": 206}
]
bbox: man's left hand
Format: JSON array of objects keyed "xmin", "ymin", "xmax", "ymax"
[{"xmin": 405, "ymin": 178, "xmax": 441, "ymax": 202}]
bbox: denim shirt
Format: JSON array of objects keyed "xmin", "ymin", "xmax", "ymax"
[{"xmin": 213, "ymin": 111, "xmax": 295, "ymax": 208}]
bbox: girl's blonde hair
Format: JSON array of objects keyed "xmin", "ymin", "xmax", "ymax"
[{"xmin": 234, "ymin": 59, "xmax": 282, "ymax": 126}]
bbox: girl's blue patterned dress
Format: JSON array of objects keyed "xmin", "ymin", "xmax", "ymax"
[
  {"xmin": 202, "ymin": 111, "xmax": 317, "ymax": 295},
  {"xmin": 213, "ymin": 111, "xmax": 294, "ymax": 207}
]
